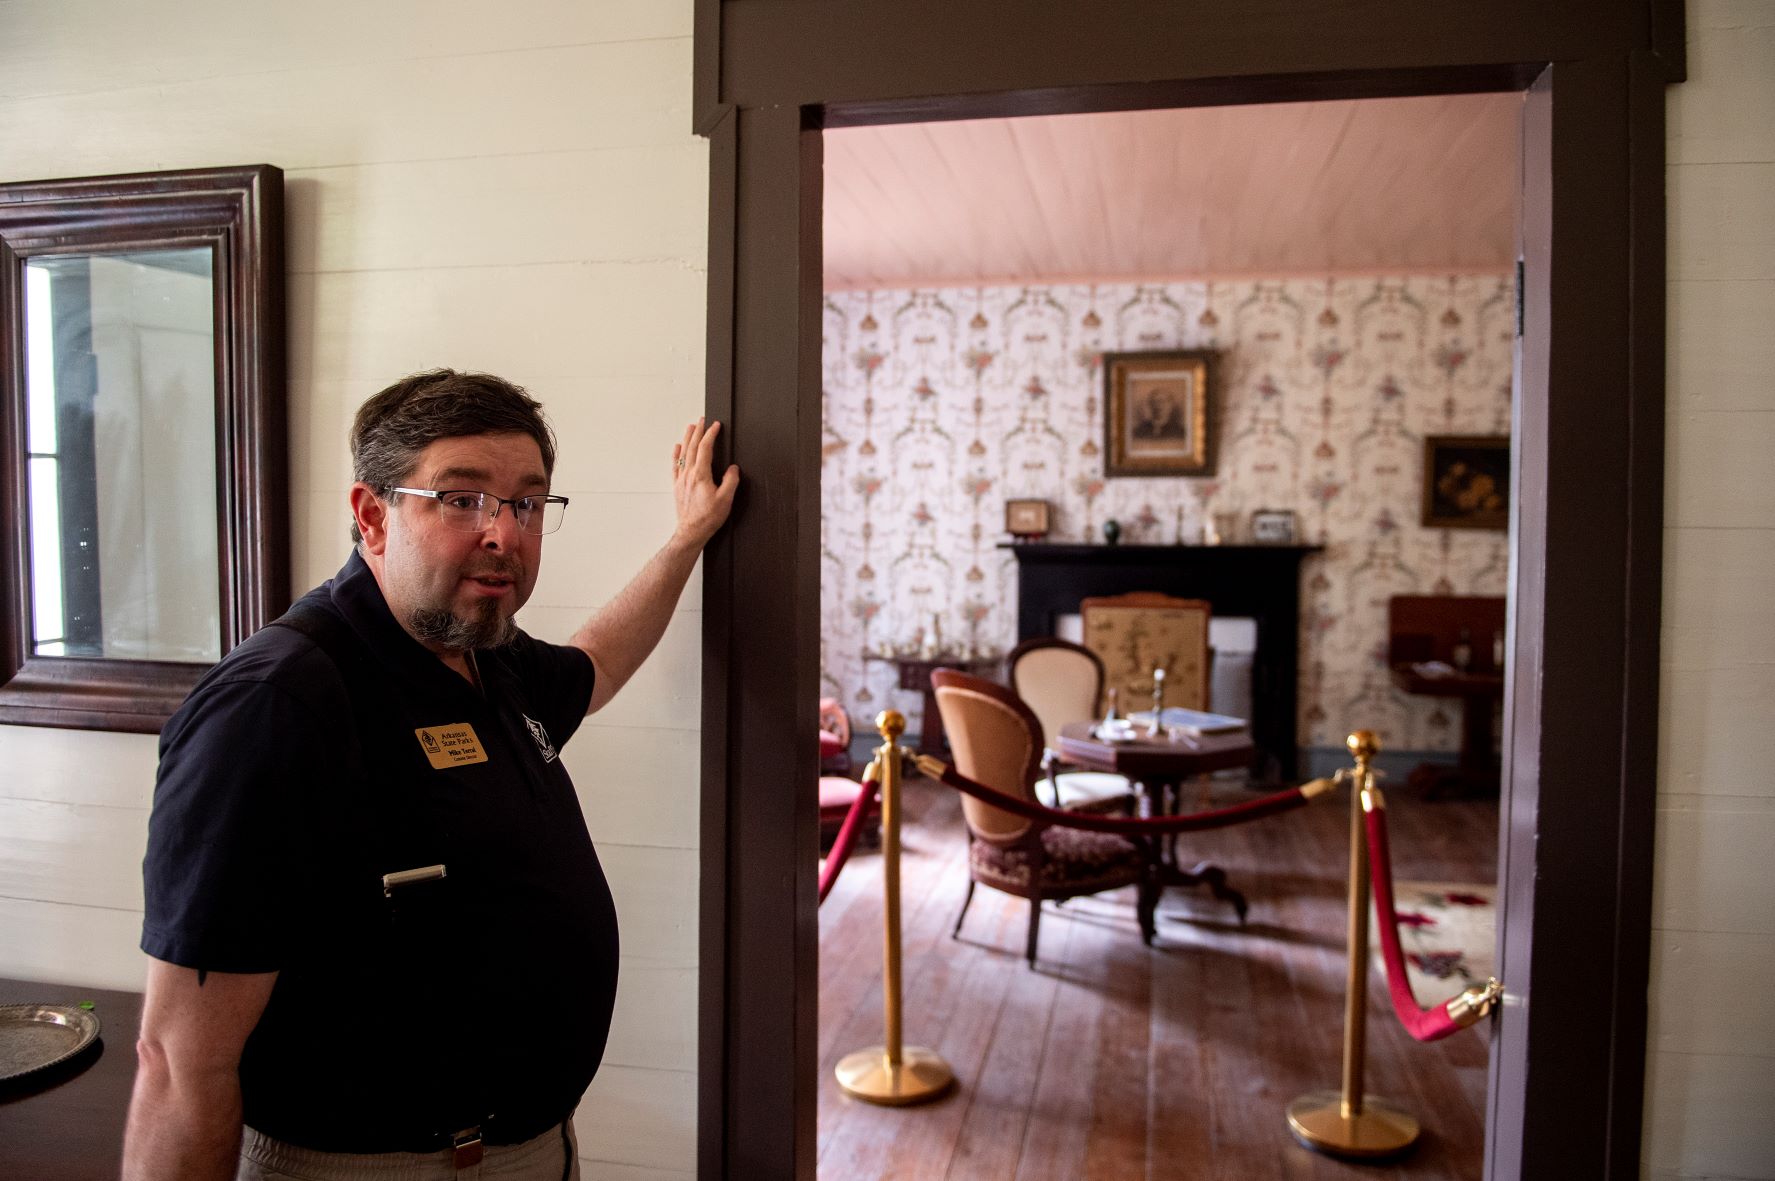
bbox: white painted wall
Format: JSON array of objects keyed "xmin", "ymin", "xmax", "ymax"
[
  {"xmin": 0, "ymin": 3, "xmax": 705, "ymax": 1177},
  {"xmin": 0, "ymin": 1, "xmax": 1767, "ymax": 1177},
  {"xmin": 1644, "ymin": 2, "xmax": 1775, "ymax": 1178}
]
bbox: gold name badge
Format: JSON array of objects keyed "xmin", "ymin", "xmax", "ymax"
[{"xmin": 415, "ymin": 723, "xmax": 489, "ymax": 769}]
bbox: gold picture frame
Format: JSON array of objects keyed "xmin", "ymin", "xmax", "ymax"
[
  {"xmin": 1100, "ymin": 348, "xmax": 1214, "ymax": 475},
  {"xmin": 1004, "ymin": 498, "xmax": 1052, "ymax": 538},
  {"xmin": 1102, "ymin": 350, "xmax": 1216, "ymax": 478},
  {"xmin": 1422, "ymin": 435, "xmax": 1510, "ymax": 530}
]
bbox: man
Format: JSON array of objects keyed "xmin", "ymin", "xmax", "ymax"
[{"xmin": 121, "ymin": 370, "xmax": 739, "ymax": 1180}]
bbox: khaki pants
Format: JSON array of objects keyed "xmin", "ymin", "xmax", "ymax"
[{"xmin": 236, "ymin": 1120, "xmax": 580, "ymax": 1181}]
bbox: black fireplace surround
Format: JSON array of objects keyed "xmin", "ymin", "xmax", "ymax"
[{"xmin": 1003, "ymin": 542, "xmax": 1322, "ymax": 779}]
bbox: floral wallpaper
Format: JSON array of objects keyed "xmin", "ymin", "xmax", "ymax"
[{"xmin": 820, "ymin": 276, "xmax": 1514, "ymax": 754}]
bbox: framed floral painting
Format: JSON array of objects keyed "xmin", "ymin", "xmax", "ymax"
[{"xmin": 1422, "ymin": 435, "xmax": 1510, "ymax": 530}]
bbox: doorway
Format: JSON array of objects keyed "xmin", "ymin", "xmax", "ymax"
[
  {"xmin": 696, "ymin": 7, "xmax": 1675, "ymax": 1178},
  {"xmin": 814, "ymin": 96, "xmax": 1518, "ymax": 1177}
]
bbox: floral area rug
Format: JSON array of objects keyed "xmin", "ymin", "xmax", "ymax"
[{"xmin": 1369, "ymin": 880, "xmax": 1497, "ymax": 1007}]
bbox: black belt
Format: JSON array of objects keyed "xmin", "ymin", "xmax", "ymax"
[{"xmin": 404, "ymin": 1105, "xmax": 571, "ymax": 1156}]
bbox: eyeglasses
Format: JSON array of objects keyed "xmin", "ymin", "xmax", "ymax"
[{"xmin": 387, "ymin": 487, "xmax": 570, "ymax": 536}]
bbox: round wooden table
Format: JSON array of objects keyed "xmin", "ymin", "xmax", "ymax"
[{"xmin": 1055, "ymin": 721, "xmax": 1257, "ymax": 920}]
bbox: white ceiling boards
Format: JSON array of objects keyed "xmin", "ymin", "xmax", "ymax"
[{"xmin": 823, "ymin": 92, "xmax": 1520, "ymax": 290}]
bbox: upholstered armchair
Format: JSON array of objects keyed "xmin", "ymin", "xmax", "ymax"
[
  {"xmin": 818, "ymin": 697, "xmax": 875, "ymax": 848},
  {"xmin": 932, "ymin": 668, "xmax": 1156, "ymax": 966},
  {"xmin": 1007, "ymin": 637, "xmax": 1136, "ymax": 814}
]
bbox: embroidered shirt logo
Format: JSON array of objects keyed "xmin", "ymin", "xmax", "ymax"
[{"xmin": 523, "ymin": 714, "xmax": 557, "ymax": 763}]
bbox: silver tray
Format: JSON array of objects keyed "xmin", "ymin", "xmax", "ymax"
[{"xmin": 0, "ymin": 1003, "xmax": 102, "ymax": 1083}]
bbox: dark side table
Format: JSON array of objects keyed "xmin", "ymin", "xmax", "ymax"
[
  {"xmin": 0, "ymin": 976, "xmax": 142, "ymax": 1180},
  {"xmin": 1389, "ymin": 664, "xmax": 1505, "ymax": 796}
]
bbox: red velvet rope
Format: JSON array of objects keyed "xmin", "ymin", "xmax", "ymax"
[
  {"xmin": 818, "ymin": 776, "xmax": 881, "ymax": 906},
  {"xmin": 928, "ymin": 760, "xmax": 1323, "ymax": 836},
  {"xmin": 1364, "ymin": 799, "xmax": 1478, "ymax": 1042}
]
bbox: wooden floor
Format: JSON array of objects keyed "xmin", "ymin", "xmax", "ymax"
[{"xmin": 817, "ymin": 773, "xmax": 1499, "ymax": 1180}]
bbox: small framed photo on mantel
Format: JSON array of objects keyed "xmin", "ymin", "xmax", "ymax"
[
  {"xmin": 1103, "ymin": 349, "xmax": 1217, "ymax": 478},
  {"xmin": 1250, "ymin": 508, "xmax": 1298, "ymax": 545},
  {"xmin": 1004, "ymin": 498, "xmax": 1052, "ymax": 539}
]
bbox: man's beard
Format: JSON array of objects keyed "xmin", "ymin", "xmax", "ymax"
[
  {"xmin": 407, "ymin": 559, "xmax": 523, "ymax": 651},
  {"xmin": 409, "ymin": 599, "xmax": 517, "ymax": 651}
]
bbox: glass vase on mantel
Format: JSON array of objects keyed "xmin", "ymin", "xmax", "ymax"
[{"xmin": 1102, "ymin": 518, "xmax": 1122, "ymax": 546}]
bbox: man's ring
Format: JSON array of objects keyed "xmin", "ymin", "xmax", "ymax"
[{"xmin": 675, "ymin": 459, "xmax": 685, "ymax": 470}]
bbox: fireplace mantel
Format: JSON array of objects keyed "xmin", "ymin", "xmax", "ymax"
[{"xmin": 1002, "ymin": 542, "xmax": 1323, "ymax": 778}]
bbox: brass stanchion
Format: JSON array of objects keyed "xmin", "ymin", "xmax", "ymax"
[
  {"xmin": 835, "ymin": 710, "xmax": 955, "ymax": 1105},
  {"xmin": 1286, "ymin": 730, "xmax": 1421, "ymax": 1159}
]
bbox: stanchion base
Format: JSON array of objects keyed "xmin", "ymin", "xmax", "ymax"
[
  {"xmin": 835, "ymin": 1045, "xmax": 954, "ymax": 1106},
  {"xmin": 1286, "ymin": 1090, "xmax": 1420, "ymax": 1159}
]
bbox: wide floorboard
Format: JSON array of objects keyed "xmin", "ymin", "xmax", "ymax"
[{"xmin": 817, "ymin": 773, "xmax": 1499, "ymax": 1180}]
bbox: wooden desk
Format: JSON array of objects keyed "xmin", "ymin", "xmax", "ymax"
[
  {"xmin": 1389, "ymin": 665, "xmax": 1504, "ymax": 795},
  {"xmin": 0, "ymin": 976, "xmax": 141, "ymax": 1181},
  {"xmin": 1057, "ymin": 721, "xmax": 1256, "ymax": 919}
]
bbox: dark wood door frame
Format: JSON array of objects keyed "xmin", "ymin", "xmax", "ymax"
[{"xmin": 695, "ymin": 4, "xmax": 1682, "ymax": 1177}]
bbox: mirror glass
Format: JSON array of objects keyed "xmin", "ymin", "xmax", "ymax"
[{"xmin": 24, "ymin": 248, "xmax": 221, "ymax": 662}]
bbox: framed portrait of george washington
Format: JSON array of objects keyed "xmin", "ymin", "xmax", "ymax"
[{"xmin": 1102, "ymin": 350, "xmax": 1216, "ymax": 477}]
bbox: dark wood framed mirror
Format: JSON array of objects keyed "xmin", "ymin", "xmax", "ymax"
[{"xmin": 0, "ymin": 164, "xmax": 287, "ymax": 732}]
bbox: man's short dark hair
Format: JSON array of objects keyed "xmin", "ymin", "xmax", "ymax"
[{"xmin": 349, "ymin": 369, "xmax": 557, "ymax": 543}]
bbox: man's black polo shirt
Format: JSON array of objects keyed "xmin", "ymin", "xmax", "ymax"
[{"xmin": 142, "ymin": 551, "xmax": 619, "ymax": 1151}]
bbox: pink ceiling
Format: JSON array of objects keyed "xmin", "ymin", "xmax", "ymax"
[{"xmin": 822, "ymin": 92, "xmax": 1521, "ymax": 290}]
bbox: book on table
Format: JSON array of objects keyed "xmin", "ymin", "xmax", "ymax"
[{"xmin": 1127, "ymin": 707, "xmax": 1250, "ymax": 737}]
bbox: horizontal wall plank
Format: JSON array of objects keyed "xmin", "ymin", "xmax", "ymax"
[
  {"xmin": 0, "ymin": 897, "xmax": 148, "ymax": 992},
  {"xmin": 1660, "ymin": 526, "xmax": 1775, "ymax": 668},
  {"xmin": 1669, "ymin": 161, "xmax": 1775, "ymax": 281},
  {"xmin": 1647, "ymin": 929, "xmax": 1775, "ymax": 1058},
  {"xmin": 579, "ymin": 1163, "xmax": 692, "ymax": 1181},
  {"xmin": 1652, "ymin": 795, "xmax": 1775, "ymax": 936},
  {"xmin": 1665, "ymin": 413, "xmax": 1775, "ymax": 528},
  {"xmin": 0, "ymin": 38, "xmax": 693, "ymax": 179},
  {"xmin": 1667, "ymin": 6, "xmax": 1775, "ymax": 165},
  {"xmin": 567, "ymin": 727, "xmax": 701, "ymax": 851},
  {"xmin": 603, "ymin": 964, "xmax": 697, "ymax": 1074},
  {"xmin": 543, "ymin": 395, "xmax": 719, "ymax": 502},
  {"xmin": 594, "ymin": 844, "xmax": 697, "ymax": 971},
  {"xmin": 1657, "ymin": 662, "xmax": 1775, "ymax": 798},
  {"xmin": 286, "ymin": 145, "xmax": 707, "ymax": 276},
  {"xmin": 287, "ymin": 262, "xmax": 706, "ymax": 388},
  {"xmin": 518, "ymin": 609, "xmax": 702, "ymax": 734},
  {"xmin": 0, "ymin": 800, "xmax": 147, "ymax": 912},
  {"xmin": 1, "ymin": 0, "xmax": 692, "ymax": 104},
  {"xmin": 1668, "ymin": 279, "xmax": 1775, "ymax": 412},
  {"xmin": 528, "ymin": 495, "xmax": 698, "ymax": 613},
  {"xmin": 574, "ymin": 1065, "xmax": 695, "ymax": 1175},
  {"xmin": 0, "ymin": 727, "xmax": 159, "ymax": 808},
  {"xmin": 289, "ymin": 491, "xmax": 359, "ymax": 596},
  {"xmin": 1643, "ymin": 1048, "xmax": 1775, "ymax": 1180}
]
